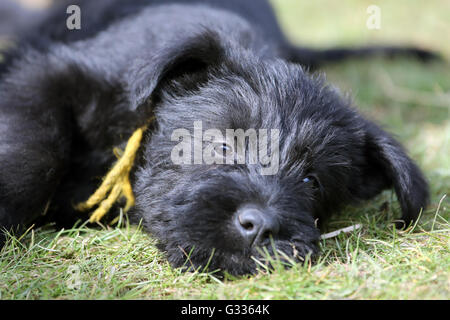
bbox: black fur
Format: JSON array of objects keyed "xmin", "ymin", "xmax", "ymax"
[{"xmin": 0, "ymin": 0, "xmax": 429, "ymax": 275}]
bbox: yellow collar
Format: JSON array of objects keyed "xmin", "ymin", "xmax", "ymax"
[{"xmin": 76, "ymin": 125, "xmax": 148, "ymax": 223}]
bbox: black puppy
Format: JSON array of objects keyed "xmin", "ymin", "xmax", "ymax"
[{"xmin": 0, "ymin": 0, "xmax": 429, "ymax": 275}]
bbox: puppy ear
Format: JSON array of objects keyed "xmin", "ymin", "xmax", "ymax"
[
  {"xmin": 358, "ymin": 121, "xmax": 429, "ymax": 227},
  {"xmin": 128, "ymin": 30, "xmax": 225, "ymax": 110}
]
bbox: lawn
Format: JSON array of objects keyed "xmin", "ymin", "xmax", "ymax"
[{"xmin": 0, "ymin": 0, "xmax": 449, "ymax": 299}]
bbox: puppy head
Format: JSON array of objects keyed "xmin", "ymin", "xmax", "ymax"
[{"xmin": 130, "ymin": 31, "xmax": 429, "ymax": 275}]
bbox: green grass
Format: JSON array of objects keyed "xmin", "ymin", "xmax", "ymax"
[
  {"xmin": 1, "ymin": 201, "xmax": 448, "ymax": 299},
  {"xmin": 1, "ymin": 1, "xmax": 449, "ymax": 299}
]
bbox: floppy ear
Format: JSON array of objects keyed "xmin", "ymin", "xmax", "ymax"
[
  {"xmin": 127, "ymin": 30, "xmax": 225, "ymax": 111},
  {"xmin": 356, "ymin": 121, "xmax": 429, "ymax": 227}
]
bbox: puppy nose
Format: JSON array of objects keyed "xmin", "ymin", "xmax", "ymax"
[{"xmin": 235, "ymin": 208, "xmax": 280, "ymax": 246}]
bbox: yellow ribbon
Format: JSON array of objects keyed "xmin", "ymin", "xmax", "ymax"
[{"xmin": 76, "ymin": 125, "xmax": 147, "ymax": 223}]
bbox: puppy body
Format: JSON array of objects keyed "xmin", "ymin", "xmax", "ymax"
[{"xmin": 0, "ymin": 0, "xmax": 429, "ymax": 274}]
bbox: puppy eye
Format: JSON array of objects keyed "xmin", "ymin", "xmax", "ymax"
[
  {"xmin": 302, "ymin": 175, "xmax": 318, "ymax": 187},
  {"xmin": 213, "ymin": 142, "xmax": 234, "ymax": 157}
]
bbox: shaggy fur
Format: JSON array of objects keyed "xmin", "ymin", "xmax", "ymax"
[{"xmin": 0, "ymin": 0, "xmax": 429, "ymax": 275}]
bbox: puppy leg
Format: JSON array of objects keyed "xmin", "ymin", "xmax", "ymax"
[
  {"xmin": 0, "ymin": 64, "xmax": 72, "ymax": 244},
  {"xmin": 286, "ymin": 45, "xmax": 441, "ymax": 69}
]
